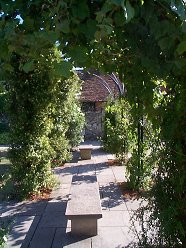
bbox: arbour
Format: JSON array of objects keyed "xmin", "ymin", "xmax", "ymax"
[{"xmin": 0, "ymin": 0, "xmax": 186, "ymax": 246}]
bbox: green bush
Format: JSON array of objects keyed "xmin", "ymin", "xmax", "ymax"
[
  {"xmin": 103, "ymin": 98, "xmax": 132, "ymax": 161},
  {"xmin": 65, "ymin": 75, "xmax": 85, "ymax": 148},
  {"xmin": 7, "ymin": 48, "xmax": 84, "ymax": 198},
  {"xmin": 49, "ymin": 73, "xmax": 85, "ymax": 166},
  {"xmin": 0, "ymin": 132, "xmax": 10, "ymax": 145},
  {"xmin": 103, "ymin": 97, "xmax": 157, "ymax": 190},
  {"xmin": 0, "ymin": 90, "xmax": 10, "ymax": 145}
]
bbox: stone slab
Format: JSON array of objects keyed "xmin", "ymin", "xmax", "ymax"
[
  {"xmin": 99, "ymin": 182, "xmax": 123, "ymax": 199},
  {"xmin": 95, "ymin": 163, "xmax": 108, "ymax": 172},
  {"xmin": 44, "ymin": 200, "xmax": 67, "ymax": 213},
  {"xmin": 77, "ymin": 159, "xmax": 94, "ymax": 166},
  {"xmin": 92, "ymin": 227, "xmax": 130, "ymax": 248},
  {"xmin": 100, "ymin": 185, "xmax": 126, "ymax": 210},
  {"xmin": 49, "ymin": 187, "xmax": 70, "ymax": 199},
  {"xmin": 98, "ymin": 210, "xmax": 130, "ymax": 227},
  {"xmin": 57, "ymin": 175, "xmax": 73, "ymax": 184},
  {"xmin": 106, "ymin": 154, "xmax": 116, "ymax": 160},
  {"xmin": 121, "ymin": 226, "xmax": 138, "ymax": 245},
  {"xmin": 66, "ymin": 175, "xmax": 102, "ymax": 217},
  {"xmin": 7, "ymin": 215, "xmax": 39, "ymax": 248},
  {"xmin": 52, "ymin": 228, "xmax": 91, "ymax": 248},
  {"xmin": 54, "ymin": 166, "xmax": 79, "ymax": 176},
  {"xmin": 93, "ymin": 157, "xmax": 109, "ymax": 164},
  {"xmin": 108, "ymin": 201, "xmax": 128, "ymax": 211},
  {"xmin": 100, "ymin": 198, "xmax": 109, "ymax": 210},
  {"xmin": 79, "ymin": 145, "xmax": 93, "ymax": 149},
  {"xmin": 55, "ymin": 183, "xmax": 71, "ymax": 190},
  {"xmin": 77, "ymin": 165, "xmax": 96, "ymax": 176},
  {"xmin": 125, "ymin": 199, "xmax": 142, "ymax": 211},
  {"xmin": 96, "ymin": 174, "xmax": 115, "ymax": 183},
  {"xmin": 0, "ymin": 201, "xmax": 24, "ymax": 217},
  {"xmin": 18, "ymin": 200, "xmax": 47, "ymax": 216},
  {"xmin": 96, "ymin": 167, "xmax": 114, "ymax": 176},
  {"xmin": 39, "ymin": 212, "xmax": 70, "ymax": 228},
  {"xmin": 21, "ymin": 216, "xmax": 41, "ymax": 248},
  {"xmin": 29, "ymin": 227, "xmax": 55, "ymax": 248},
  {"xmin": 111, "ymin": 166, "xmax": 127, "ymax": 182}
]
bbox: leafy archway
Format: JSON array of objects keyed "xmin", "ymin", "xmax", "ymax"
[{"xmin": 0, "ymin": 0, "xmax": 186, "ymax": 245}]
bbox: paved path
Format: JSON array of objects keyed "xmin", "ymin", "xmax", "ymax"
[{"xmin": 0, "ymin": 141, "xmax": 144, "ymax": 247}]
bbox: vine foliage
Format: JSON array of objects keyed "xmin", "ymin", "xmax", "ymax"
[{"xmin": 0, "ymin": 0, "xmax": 186, "ymax": 245}]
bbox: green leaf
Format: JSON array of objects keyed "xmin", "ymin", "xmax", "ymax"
[
  {"xmin": 102, "ymin": 24, "xmax": 113, "ymax": 34},
  {"xmin": 22, "ymin": 60, "xmax": 35, "ymax": 73},
  {"xmin": 24, "ymin": 17, "xmax": 34, "ymax": 31},
  {"xmin": 158, "ymin": 38, "xmax": 171, "ymax": 50},
  {"xmin": 114, "ymin": 12, "xmax": 125, "ymax": 26},
  {"xmin": 125, "ymin": 0, "xmax": 135, "ymax": 23},
  {"xmin": 182, "ymin": 22, "xmax": 186, "ymax": 33},
  {"xmin": 102, "ymin": 2, "xmax": 113, "ymax": 13},
  {"xmin": 40, "ymin": 31, "xmax": 58, "ymax": 43},
  {"xmin": 86, "ymin": 19, "xmax": 98, "ymax": 39},
  {"xmin": 68, "ymin": 46, "xmax": 88, "ymax": 64},
  {"xmin": 96, "ymin": 11, "xmax": 105, "ymax": 23},
  {"xmin": 176, "ymin": 41, "xmax": 186, "ymax": 55},
  {"xmin": 109, "ymin": 0, "xmax": 124, "ymax": 5},
  {"xmin": 3, "ymin": 63, "xmax": 14, "ymax": 72},
  {"xmin": 174, "ymin": 59, "xmax": 186, "ymax": 70},
  {"xmin": 56, "ymin": 19, "xmax": 70, "ymax": 34},
  {"xmin": 0, "ymin": 43, "xmax": 8, "ymax": 60},
  {"xmin": 77, "ymin": 1, "xmax": 89, "ymax": 20},
  {"xmin": 54, "ymin": 61, "xmax": 72, "ymax": 78}
]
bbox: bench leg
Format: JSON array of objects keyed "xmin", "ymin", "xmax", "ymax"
[
  {"xmin": 79, "ymin": 149, "xmax": 92, "ymax": 159},
  {"xmin": 71, "ymin": 217, "xmax": 98, "ymax": 236}
]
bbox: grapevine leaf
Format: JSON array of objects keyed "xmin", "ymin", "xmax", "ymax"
[
  {"xmin": 77, "ymin": 1, "xmax": 89, "ymax": 20},
  {"xmin": 68, "ymin": 46, "xmax": 88, "ymax": 64},
  {"xmin": 125, "ymin": 0, "xmax": 135, "ymax": 23},
  {"xmin": 176, "ymin": 41, "xmax": 186, "ymax": 55},
  {"xmin": 22, "ymin": 60, "xmax": 35, "ymax": 73},
  {"xmin": 56, "ymin": 19, "xmax": 70, "ymax": 34},
  {"xmin": 114, "ymin": 12, "xmax": 125, "ymax": 26},
  {"xmin": 54, "ymin": 61, "xmax": 73, "ymax": 78},
  {"xmin": 158, "ymin": 38, "xmax": 171, "ymax": 50},
  {"xmin": 182, "ymin": 22, "xmax": 186, "ymax": 33},
  {"xmin": 3, "ymin": 63, "xmax": 14, "ymax": 72},
  {"xmin": 86, "ymin": 19, "xmax": 98, "ymax": 39}
]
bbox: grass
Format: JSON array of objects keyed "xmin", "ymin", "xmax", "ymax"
[
  {"xmin": 0, "ymin": 148, "xmax": 13, "ymax": 200},
  {"xmin": 0, "ymin": 147, "xmax": 14, "ymax": 247},
  {"xmin": 0, "ymin": 220, "xmax": 12, "ymax": 248}
]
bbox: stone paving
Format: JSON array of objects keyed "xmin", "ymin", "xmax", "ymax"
[{"xmin": 0, "ymin": 141, "xmax": 145, "ymax": 248}]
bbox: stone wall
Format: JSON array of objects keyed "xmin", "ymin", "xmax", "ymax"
[{"xmin": 84, "ymin": 110, "xmax": 105, "ymax": 140}]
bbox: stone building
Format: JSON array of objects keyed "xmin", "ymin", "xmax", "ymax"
[{"xmin": 78, "ymin": 70, "xmax": 122, "ymax": 140}]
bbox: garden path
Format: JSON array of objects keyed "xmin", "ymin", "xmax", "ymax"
[{"xmin": 1, "ymin": 141, "xmax": 145, "ymax": 247}]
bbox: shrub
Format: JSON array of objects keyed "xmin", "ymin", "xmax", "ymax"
[
  {"xmin": 103, "ymin": 97, "xmax": 157, "ymax": 190},
  {"xmin": 103, "ymin": 98, "xmax": 132, "ymax": 162},
  {"xmin": 7, "ymin": 48, "xmax": 84, "ymax": 198}
]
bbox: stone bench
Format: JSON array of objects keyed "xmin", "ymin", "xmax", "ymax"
[
  {"xmin": 79, "ymin": 145, "xmax": 93, "ymax": 160},
  {"xmin": 65, "ymin": 175, "xmax": 102, "ymax": 236}
]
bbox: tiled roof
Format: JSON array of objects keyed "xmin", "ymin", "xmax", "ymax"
[{"xmin": 78, "ymin": 71, "xmax": 122, "ymax": 102}]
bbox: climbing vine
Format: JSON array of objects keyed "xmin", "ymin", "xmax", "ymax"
[{"xmin": 0, "ymin": 0, "xmax": 185, "ymax": 245}]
